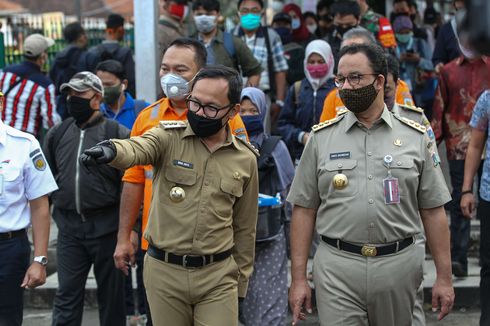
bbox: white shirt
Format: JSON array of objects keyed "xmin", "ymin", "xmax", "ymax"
[{"xmin": 0, "ymin": 120, "xmax": 58, "ymax": 232}]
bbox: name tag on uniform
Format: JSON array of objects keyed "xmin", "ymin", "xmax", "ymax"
[
  {"xmin": 173, "ymin": 160, "xmax": 193, "ymax": 169},
  {"xmin": 383, "ymin": 177, "xmax": 400, "ymax": 205},
  {"xmin": 330, "ymin": 151, "xmax": 351, "ymax": 160}
]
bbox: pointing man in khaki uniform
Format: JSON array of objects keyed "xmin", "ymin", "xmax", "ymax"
[
  {"xmin": 288, "ymin": 44, "xmax": 454, "ymax": 326},
  {"xmin": 80, "ymin": 65, "xmax": 259, "ymax": 326}
]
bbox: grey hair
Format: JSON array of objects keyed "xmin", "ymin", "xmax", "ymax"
[{"xmin": 343, "ymin": 27, "xmax": 376, "ymax": 45}]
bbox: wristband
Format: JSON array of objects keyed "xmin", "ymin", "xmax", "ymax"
[
  {"xmin": 461, "ymin": 190, "xmax": 473, "ymax": 196},
  {"xmin": 275, "ymin": 100, "xmax": 285, "ymax": 107}
]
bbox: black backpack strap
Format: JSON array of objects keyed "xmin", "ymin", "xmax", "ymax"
[
  {"xmin": 262, "ymin": 27, "xmax": 277, "ymax": 101},
  {"xmin": 258, "ymin": 136, "xmax": 281, "ymax": 170},
  {"xmin": 3, "ymin": 71, "xmax": 35, "ymax": 97}
]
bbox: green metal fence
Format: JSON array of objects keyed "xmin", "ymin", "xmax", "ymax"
[{"xmin": 1, "ymin": 13, "xmax": 134, "ymax": 71}]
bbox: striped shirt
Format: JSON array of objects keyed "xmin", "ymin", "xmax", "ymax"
[
  {"xmin": 234, "ymin": 25, "xmax": 289, "ymax": 91},
  {"xmin": 0, "ymin": 61, "xmax": 61, "ymax": 136}
]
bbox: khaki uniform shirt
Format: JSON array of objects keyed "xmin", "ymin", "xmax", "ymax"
[
  {"xmin": 110, "ymin": 122, "xmax": 259, "ymax": 296},
  {"xmin": 287, "ymin": 107, "xmax": 451, "ymax": 244}
]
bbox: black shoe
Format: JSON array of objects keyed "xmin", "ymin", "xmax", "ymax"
[{"xmin": 452, "ymin": 261, "xmax": 468, "ymax": 277}]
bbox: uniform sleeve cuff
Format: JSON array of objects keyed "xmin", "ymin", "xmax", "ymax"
[{"xmin": 238, "ymin": 279, "xmax": 249, "ymax": 298}]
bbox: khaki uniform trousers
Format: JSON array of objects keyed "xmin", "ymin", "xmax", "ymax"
[
  {"xmin": 313, "ymin": 239, "xmax": 424, "ymax": 326},
  {"xmin": 143, "ymin": 254, "xmax": 239, "ymax": 326}
]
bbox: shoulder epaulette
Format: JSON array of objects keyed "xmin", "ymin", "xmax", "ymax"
[
  {"xmin": 159, "ymin": 120, "xmax": 187, "ymax": 129},
  {"xmin": 394, "ymin": 114, "xmax": 426, "ymax": 133},
  {"xmin": 312, "ymin": 114, "xmax": 345, "ymax": 133},
  {"xmin": 398, "ymin": 103, "xmax": 424, "ymax": 114},
  {"xmin": 336, "ymin": 107, "xmax": 349, "ymax": 116},
  {"xmin": 236, "ymin": 136, "xmax": 260, "ymax": 157}
]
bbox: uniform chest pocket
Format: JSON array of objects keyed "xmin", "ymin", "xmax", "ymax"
[
  {"xmin": 383, "ymin": 158, "xmax": 416, "ymax": 197},
  {"xmin": 213, "ymin": 178, "xmax": 244, "ymax": 218},
  {"xmin": 321, "ymin": 159, "xmax": 359, "ymax": 198},
  {"xmin": 0, "ymin": 166, "xmax": 23, "ymax": 199},
  {"xmin": 162, "ymin": 166, "xmax": 197, "ymax": 207}
]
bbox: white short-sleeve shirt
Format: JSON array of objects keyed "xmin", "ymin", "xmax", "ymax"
[{"xmin": 0, "ymin": 120, "xmax": 58, "ymax": 232}]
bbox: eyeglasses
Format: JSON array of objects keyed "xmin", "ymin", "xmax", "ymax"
[
  {"xmin": 186, "ymin": 97, "xmax": 234, "ymax": 119},
  {"xmin": 334, "ymin": 73, "xmax": 379, "ymax": 88},
  {"xmin": 239, "ymin": 7, "xmax": 262, "ymax": 15}
]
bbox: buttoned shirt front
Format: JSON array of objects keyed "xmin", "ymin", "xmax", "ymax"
[
  {"xmin": 287, "ymin": 107, "xmax": 451, "ymax": 244},
  {"xmin": 0, "ymin": 120, "xmax": 57, "ymax": 232},
  {"xmin": 111, "ymin": 123, "xmax": 258, "ymax": 296}
]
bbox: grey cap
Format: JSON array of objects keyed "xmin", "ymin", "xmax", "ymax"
[
  {"xmin": 24, "ymin": 33, "xmax": 55, "ymax": 57},
  {"xmin": 60, "ymin": 71, "xmax": 104, "ymax": 96}
]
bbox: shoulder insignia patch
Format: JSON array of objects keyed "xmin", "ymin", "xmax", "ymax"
[
  {"xmin": 236, "ymin": 137, "xmax": 260, "ymax": 157},
  {"xmin": 159, "ymin": 120, "xmax": 187, "ymax": 129},
  {"xmin": 32, "ymin": 154, "xmax": 46, "ymax": 171},
  {"xmin": 398, "ymin": 103, "xmax": 424, "ymax": 114},
  {"xmin": 312, "ymin": 114, "xmax": 345, "ymax": 133},
  {"xmin": 394, "ymin": 115, "xmax": 426, "ymax": 133}
]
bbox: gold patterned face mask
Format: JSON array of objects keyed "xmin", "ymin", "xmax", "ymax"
[{"xmin": 339, "ymin": 79, "xmax": 378, "ymax": 114}]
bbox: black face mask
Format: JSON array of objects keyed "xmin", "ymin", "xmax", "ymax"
[
  {"xmin": 67, "ymin": 95, "xmax": 95, "ymax": 125},
  {"xmin": 187, "ymin": 109, "xmax": 229, "ymax": 138},
  {"xmin": 336, "ymin": 25, "xmax": 354, "ymax": 37},
  {"xmin": 338, "ymin": 79, "xmax": 379, "ymax": 114}
]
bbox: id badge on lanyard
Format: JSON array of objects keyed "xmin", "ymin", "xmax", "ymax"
[{"xmin": 383, "ymin": 155, "xmax": 400, "ymax": 205}]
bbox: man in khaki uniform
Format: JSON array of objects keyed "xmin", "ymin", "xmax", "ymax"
[
  {"xmin": 288, "ymin": 44, "xmax": 454, "ymax": 326},
  {"xmin": 80, "ymin": 65, "xmax": 259, "ymax": 326}
]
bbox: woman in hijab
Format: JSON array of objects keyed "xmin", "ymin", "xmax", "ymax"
[
  {"xmin": 283, "ymin": 3, "xmax": 316, "ymax": 46},
  {"xmin": 277, "ymin": 39, "xmax": 336, "ymax": 164},
  {"xmin": 238, "ymin": 87, "xmax": 295, "ymax": 326}
]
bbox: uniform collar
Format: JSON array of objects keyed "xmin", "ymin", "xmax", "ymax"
[
  {"xmin": 0, "ymin": 120, "xmax": 7, "ymax": 145},
  {"xmin": 344, "ymin": 104, "xmax": 393, "ymax": 132}
]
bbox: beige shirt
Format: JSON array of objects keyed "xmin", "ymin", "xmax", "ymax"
[
  {"xmin": 287, "ymin": 107, "xmax": 451, "ymax": 244},
  {"xmin": 110, "ymin": 122, "xmax": 259, "ymax": 297}
]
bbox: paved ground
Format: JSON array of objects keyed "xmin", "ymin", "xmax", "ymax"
[{"xmin": 23, "ymin": 308, "xmax": 481, "ymax": 326}]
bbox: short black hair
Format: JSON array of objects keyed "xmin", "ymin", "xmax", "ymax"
[
  {"xmin": 192, "ymin": 0, "xmax": 220, "ymax": 12},
  {"xmin": 96, "ymin": 59, "xmax": 126, "ymax": 81},
  {"xmin": 165, "ymin": 37, "xmax": 207, "ymax": 69},
  {"xmin": 237, "ymin": 0, "xmax": 263, "ymax": 10},
  {"xmin": 339, "ymin": 43, "xmax": 388, "ymax": 81},
  {"xmin": 385, "ymin": 54, "xmax": 400, "ymax": 82},
  {"xmin": 317, "ymin": 0, "xmax": 334, "ymax": 13},
  {"xmin": 393, "ymin": 0, "xmax": 412, "ymax": 6},
  {"xmin": 106, "ymin": 13, "xmax": 125, "ymax": 29},
  {"xmin": 330, "ymin": 0, "xmax": 361, "ymax": 19},
  {"xmin": 191, "ymin": 65, "xmax": 243, "ymax": 105},
  {"xmin": 63, "ymin": 22, "xmax": 85, "ymax": 43},
  {"xmin": 303, "ymin": 11, "xmax": 319, "ymax": 23}
]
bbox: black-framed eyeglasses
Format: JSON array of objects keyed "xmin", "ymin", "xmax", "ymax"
[
  {"xmin": 239, "ymin": 7, "xmax": 262, "ymax": 15},
  {"xmin": 334, "ymin": 73, "xmax": 379, "ymax": 88},
  {"xmin": 185, "ymin": 97, "xmax": 234, "ymax": 119}
]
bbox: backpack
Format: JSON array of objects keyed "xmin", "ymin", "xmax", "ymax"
[
  {"xmin": 48, "ymin": 118, "xmax": 120, "ymax": 175},
  {"xmin": 222, "ymin": 31, "xmax": 236, "ymax": 59},
  {"xmin": 256, "ymin": 136, "xmax": 283, "ymax": 242}
]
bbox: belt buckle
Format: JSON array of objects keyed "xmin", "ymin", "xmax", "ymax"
[
  {"xmin": 361, "ymin": 245, "xmax": 377, "ymax": 257},
  {"xmin": 182, "ymin": 255, "xmax": 206, "ymax": 268}
]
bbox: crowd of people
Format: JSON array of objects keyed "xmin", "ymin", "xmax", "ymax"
[{"xmin": 0, "ymin": 0, "xmax": 489, "ymax": 326}]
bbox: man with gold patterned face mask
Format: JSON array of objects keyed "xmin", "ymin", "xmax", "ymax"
[{"xmin": 288, "ymin": 43, "xmax": 454, "ymax": 326}]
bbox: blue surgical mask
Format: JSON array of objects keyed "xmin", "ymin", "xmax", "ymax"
[
  {"xmin": 160, "ymin": 73, "xmax": 190, "ymax": 100},
  {"xmin": 241, "ymin": 115, "xmax": 264, "ymax": 136},
  {"xmin": 395, "ymin": 32, "xmax": 413, "ymax": 44},
  {"xmin": 240, "ymin": 13, "xmax": 261, "ymax": 31},
  {"xmin": 291, "ymin": 18, "xmax": 301, "ymax": 30}
]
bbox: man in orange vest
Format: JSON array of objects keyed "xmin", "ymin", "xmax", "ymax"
[{"xmin": 112, "ymin": 38, "xmax": 248, "ymax": 325}]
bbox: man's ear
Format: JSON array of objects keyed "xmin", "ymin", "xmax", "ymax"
[
  {"xmin": 229, "ymin": 103, "xmax": 240, "ymax": 119},
  {"xmin": 376, "ymin": 75, "xmax": 385, "ymax": 92}
]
